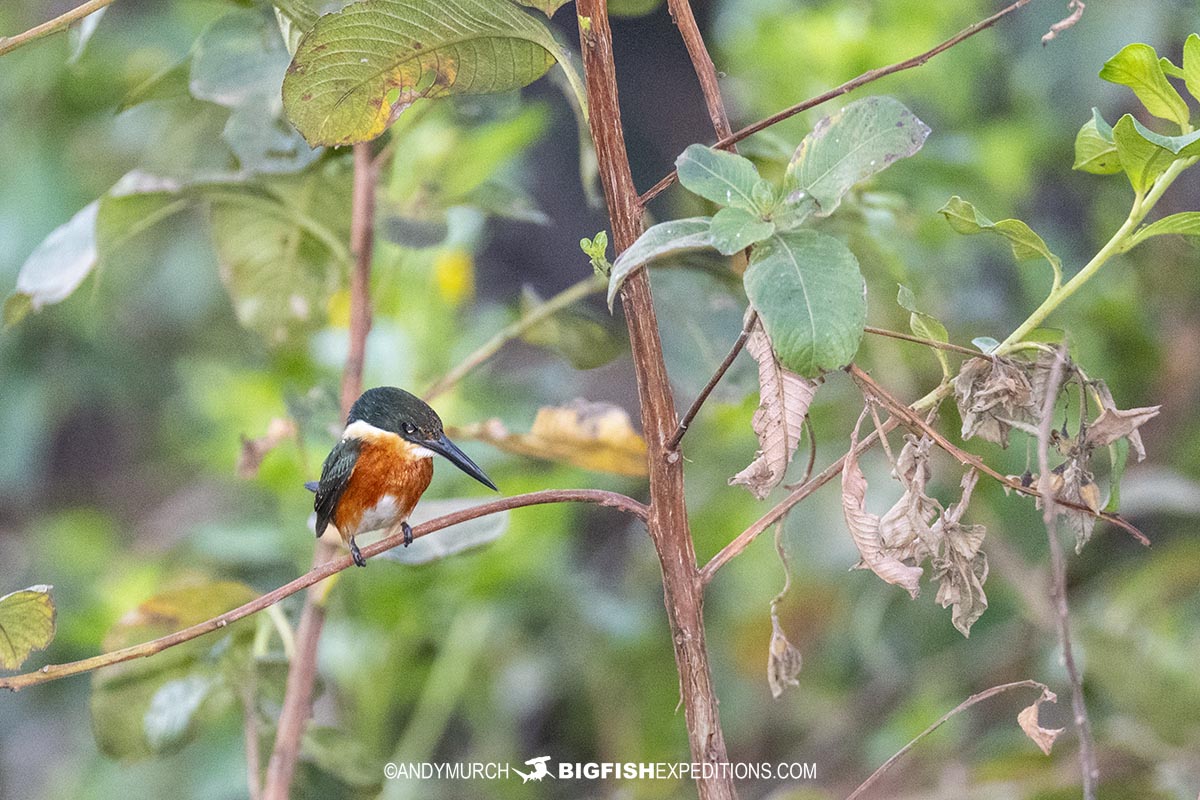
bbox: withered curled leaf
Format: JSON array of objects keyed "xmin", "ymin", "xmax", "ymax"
[
  {"xmin": 1018, "ymin": 687, "xmax": 1064, "ymax": 756},
  {"xmin": 767, "ymin": 613, "xmax": 803, "ymax": 699},
  {"xmin": 841, "ymin": 412, "xmax": 923, "ymax": 598},
  {"xmin": 953, "ymin": 357, "xmax": 1037, "ymax": 447},
  {"xmin": 730, "ymin": 313, "xmax": 821, "ymax": 499},
  {"xmin": 878, "ymin": 434, "xmax": 939, "ymax": 564},
  {"xmin": 931, "ymin": 469, "xmax": 989, "ymax": 636},
  {"xmin": 1087, "ymin": 381, "xmax": 1159, "ymax": 460}
]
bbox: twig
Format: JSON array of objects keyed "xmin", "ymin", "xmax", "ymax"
[
  {"xmin": 576, "ymin": 2, "xmax": 734, "ymax": 797},
  {"xmin": 700, "ymin": 412, "xmax": 901, "ymax": 585},
  {"xmin": 1042, "ymin": 0, "xmax": 1085, "ymax": 45},
  {"xmin": 0, "ymin": 489, "xmax": 648, "ymax": 693},
  {"xmin": 1035, "ymin": 348, "xmax": 1098, "ymax": 799},
  {"xmin": 663, "ymin": 0, "xmax": 747, "ymax": 452},
  {"xmin": 0, "ymin": 0, "xmax": 115, "ymax": 57},
  {"xmin": 423, "ymin": 275, "xmax": 604, "ymax": 402},
  {"xmin": 264, "ymin": 141, "xmax": 379, "ymax": 800},
  {"xmin": 847, "ymin": 364, "xmax": 1149, "ymax": 545},
  {"xmin": 864, "ymin": 325, "xmax": 994, "ymax": 359},
  {"xmin": 845, "ymin": 680, "xmax": 1053, "ymax": 800},
  {"xmin": 640, "ymin": 0, "xmax": 1035, "ymax": 204},
  {"xmin": 667, "ymin": 310, "xmax": 755, "ymax": 451}
]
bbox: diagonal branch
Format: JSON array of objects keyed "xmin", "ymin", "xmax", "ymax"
[
  {"xmin": 641, "ymin": 0, "xmax": 1036, "ymax": 204},
  {"xmin": 668, "ymin": 309, "xmax": 755, "ymax": 451},
  {"xmin": 848, "ymin": 364, "xmax": 1149, "ymax": 544},
  {"xmin": 0, "ymin": 0, "xmax": 115, "ymax": 58},
  {"xmin": 0, "ymin": 489, "xmax": 648, "ymax": 693}
]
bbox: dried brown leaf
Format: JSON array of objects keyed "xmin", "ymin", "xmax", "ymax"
[
  {"xmin": 455, "ymin": 400, "xmax": 648, "ymax": 477},
  {"xmin": 842, "ymin": 414, "xmax": 923, "ymax": 598},
  {"xmin": 237, "ymin": 417, "xmax": 298, "ymax": 479},
  {"xmin": 1018, "ymin": 687, "xmax": 1064, "ymax": 755},
  {"xmin": 767, "ymin": 613, "xmax": 803, "ymax": 699},
  {"xmin": 730, "ymin": 314, "xmax": 821, "ymax": 499},
  {"xmin": 931, "ymin": 470, "xmax": 989, "ymax": 636},
  {"xmin": 878, "ymin": 435, "xmax": 939, "ymax": 563},
  {"xmin": 1086, "ymin": 384, "xmax": 1159, "ymax": 460},
  {"xmin": 953, "ymin": 357, "xmax": 1037, "ymax": 447}
]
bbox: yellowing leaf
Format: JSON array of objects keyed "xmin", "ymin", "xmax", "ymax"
[
  {"xmin": 433, "ymin": 247, "xmax": 475, "ymax": 305},
  {"xmin": 0, "ymin": 585, "xmax": 56, "ymax": 671},
  {"xmin": 730, "ymin": 313, "xmax": 821, "ymax": 499},
  {"xmin": 456, "ymin": 401, "xmax": 647, "ymax": 477},
  {"xmin": 103, "ymin": 580, "xmax": 259, "ymax": 652},
  {"xmin": 1018, "ymin": 687, "xmax": 1064, "ymax": 756}
]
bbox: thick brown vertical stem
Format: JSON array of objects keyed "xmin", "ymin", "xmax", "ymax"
[
  {"xmin": 263, "ymin": 142, "xmax": 377, "ymax": 800},
  {"xmin": 575, "ymin": 3, "xmax": 735, "ymax": 798}
]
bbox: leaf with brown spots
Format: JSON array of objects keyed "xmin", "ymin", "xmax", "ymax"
[{"xmin": 283, "ymin": 0, "xmax": 565, "ymax": 146}]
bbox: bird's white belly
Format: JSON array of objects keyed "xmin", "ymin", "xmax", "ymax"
[{"xmin": 357, "ymin": 494, "xmax": 407, "ymax": 534}]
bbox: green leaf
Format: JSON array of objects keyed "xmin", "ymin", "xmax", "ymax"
[
  {"xmin": 1100, "ymin": 43, "xmax": 1190, "ymax": 128},
  {"xmin": 972, "ymin": 336, "xmax": 1000, "ymax": 354},
  {"xmin": 1184, "ymin": 34, "xmax": 1200, "ymax": 103},
  {"xmin": 6, "ymin": 202, "xmax": 99, "ymax": 318},
  {"xmin": 743, "ymin": 231, "xmax": 866, "ymax": 377},
  {"xmin": 0, "ymin": 585, "xmax": 56, "ymax": 671},
  {"xmin": 191, "ymin": 11, "xmax": 291, "ymax": 108},
  {"xmin": 143, "ymin": 674, "xmax": 217, "ymax": 752},
  {"xmin": 897, "ymin": 284, "xmax": 950, "ymax": 378},
  {"xmin": 223, "ymin": 102, "xmax": 323, "ymax": 174},
  {"xmin": 118, "ymin": 58, "xmax": 193, "ymax": 112},
  {"xmin": 608, "ymin": 0, "xmax": 662, "ymax": 15},
  {"xmin": 273, "ymin": 0, "xmax": 321, "ymax": 31},
  {"xmin": 938, "ymin": 196, "xmax": 1062, "ymax": 286},
  {"xmin": 607, "ymin": 217, "xmax": 713, "ymax": 310},
  {"xmin": 1104, "ymin": 437, "xmax": 1131, "ymax": 513},
  {"xmin": 676, "ymin": 144, "xmax": 765, "ymax": 212},
  {"xmin": 1073, "ymin": 108, "xmax": 1122, "ymax": 174},
  {"xmin": 1112, "ymin": 114, "xmax": 1181, "ymax": 194},
  {"xmin": 3, "ymin": 293, "xmax": 32, "ymax": 328},
  {"xmin": 786, "ymin": 96, "xmax": 930, "ymax": 216},
  {"xmin": 514, "ymin": 0, "xmax": 571, "ymax": 17},
  {"xmin": 91, "ymin": 580, "xmax": 258, "ymax": 759},
  {"xmin": 519, "ymin": 286, "xmax": 624, "ymax": 369},
  {"xmin": 208, "ymin": 168, "xmax": 352, "ymax": 346},
  {"xmin": 1129, "ymin": 211, "xmax": 1200, "ymax": 247},
  {"xmin": 708, "ymin": 206, "xmax": 775, "ymax": 255},
  {"xmin": 377, "ymin": 498, "xmax": 510, "ymax": 564},
  {"xmin": 282, "ymin": 0, "xmax": 562, "ymax": 146},
  {"xmin": 67, "ymin": 7, "xmax": 106, "ymax": 65}
]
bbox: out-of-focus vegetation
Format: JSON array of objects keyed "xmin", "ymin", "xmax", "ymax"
[{"xmin": 3, "ymin": 1, "xmax": 1200, "ymax": 798}]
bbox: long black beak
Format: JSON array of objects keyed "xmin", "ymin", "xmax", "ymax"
[{"xmin": 426, "ymin": 433, "xmax": 498, "ymax": 491}]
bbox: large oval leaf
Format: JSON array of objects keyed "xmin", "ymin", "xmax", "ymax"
[
  {"xmin": 0, "ymin": 585, "xmax": 56, "ymax": 671},
  {"xmin": 743, "ymin": 231, "xmax": 866, "ymax": 377},
  {"xmin": 786, "ymin": 96, "xmax": 929, "ymax": 216},
  {"xmin": 283, "ymin": 0, "xmax": 562, "ymax": 146}
]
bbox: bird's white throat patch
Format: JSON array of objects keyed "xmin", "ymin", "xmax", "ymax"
[{"xmin": 343, "ymin": 420, "xmax": 436, "ymax": 459}]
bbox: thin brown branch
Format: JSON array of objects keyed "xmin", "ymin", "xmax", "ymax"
[
  {"xmin": 0, "ymin": 490, "xmax": 647, "ymax": 693},
  {"xmin": 664, "ymin": 0, "xmax": 747, "ymax": 452},
  {"xmin": 667, "ymin": 0, "xmax": 735, "ymax": 140},
  {"xmin": 264, "ymin": 141, "xmax": 379, "ymax": 800},
  {"xmin": 668, "ymin": 310, "xmax": 755, "ymax": 451},
  {"xmin": 1035, "ymin": 349, "xmax": 1098, "ymax": 799},
  {"xmin": 864, "ymin": 325, "xmax": 994, "ymax": 359},
  {"xmin": 577, "ymin": 2, "xmax": 734, "ymax": 797},
  {"xmin": 640, "ymin": 0, "xmax": 1035, "ymax": 204},
  {"xmin": 847, "ymin": 364, "xmax": 1149, "ymax": 544},
  {"xmin": 845, "ymin": 680, "xmax": 1052, "ymax": 800},
  {"xmin": 0, "ymin": 0, "xmax": 114, "ymax": 57}
]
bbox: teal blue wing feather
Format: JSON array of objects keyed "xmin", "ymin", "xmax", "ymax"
[{"xmin": 314, "ymin": 437, "xmax": 361, "ymax": 537}]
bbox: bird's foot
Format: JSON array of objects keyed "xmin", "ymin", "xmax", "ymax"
[
  {"xmin": 350, "ymin": 538, "xmax": 367, "ymax": 567},
  {"xmin": 402, "ymin": 521, "xmax": 413, "ymax": 547}
]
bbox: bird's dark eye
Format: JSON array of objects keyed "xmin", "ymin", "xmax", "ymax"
[{"xmin": 402, "ymin": 423, "xmax": 416, "ymax": 435}]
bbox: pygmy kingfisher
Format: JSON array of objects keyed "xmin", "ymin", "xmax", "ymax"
[{"xmin": 307, "ymin": 386, "xmax": 497, "ymax": 567}]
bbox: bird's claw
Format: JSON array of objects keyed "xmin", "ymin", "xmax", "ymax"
[
  {"xmin": 402, "ymin": 521, "xmax": 413, "ymax": 547},
  {"xmin": 350, "ymin": 538, "xmax": 367, "ymax": 567}
]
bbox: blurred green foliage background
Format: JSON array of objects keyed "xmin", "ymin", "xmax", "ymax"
[{"xmin": 3, "ymin": 1, "xmax": 1200, "ymax": 798}]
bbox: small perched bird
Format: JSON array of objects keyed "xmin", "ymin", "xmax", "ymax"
[{"xmin": 306, "ymin": 386, "xmax": 497, "ymax": 567}]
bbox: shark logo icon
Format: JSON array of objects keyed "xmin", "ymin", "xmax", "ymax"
[{"xmin": 513, "ymin": 756, "xmax": 553, "ymax": 783}]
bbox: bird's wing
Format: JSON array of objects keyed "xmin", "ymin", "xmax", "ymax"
[{"xmin": 313, "ymin": 437, "xmax": 362, "ymax": 537}]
